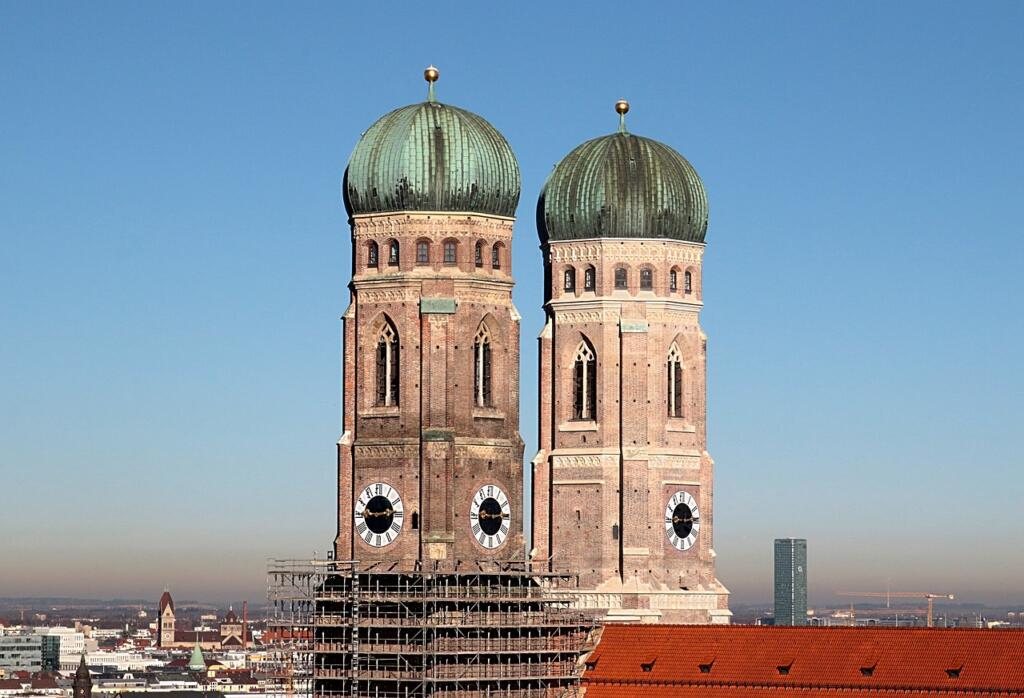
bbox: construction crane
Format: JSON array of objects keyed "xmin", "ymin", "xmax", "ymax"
[{"xmin": 837, "ymin": 591, "xmax": 955, "ymax": 627}]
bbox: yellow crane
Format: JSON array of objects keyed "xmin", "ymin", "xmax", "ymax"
[{"xmin": 836, "ymin": 591, "xmax": 955, "ymax": 627}]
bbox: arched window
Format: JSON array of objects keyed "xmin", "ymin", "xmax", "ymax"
[
  {"xmin": 572, "ymin": 340, "xmax": 597, "ymax": 421},
  {"xmin": 473, "ymin": 324, "xmax": 492, "ymax": 407},
  {"xmin": 368, "ymin": 241, "xmax": 379, "ymax": 268},
  {"xmin": 667, "ymin": 343, "xmax": 683, "ymax": 418},
  {"xmin": 640, "ymin": 268, "xmax": 653, "ymax": 290},
  {"xmin": 563, "ymin": 267, "xmax": 576, "ymax": 292},
  {"xmin": 416, "ymin": 240, "xmax": 430, "ymax": 265},
  {"xmin": 614, "ymin": 267, "xmax": 628, "ymax": 289},
  {"xmin": 375, "ymin": 320, "xmax": 400, "ymax": 407},
  {"xmin": 669, "ymin": 269, "xmax": 678, "ymax": 292},
  {"xmin": 411, "ymin": 511, "xmax": 420, "ymax": 530},
  {"xmin": 684, "ymin": 270, "xmax": 693, "ymax": 294},
  {"xmin": 491, "ymin": 243, "xmax": 502, "ymax": 269},
  {"xmin": 388, "ymin": 240, "xmax": 400, "ymax": 267},
  {"xmin": 475, "ymin": 241, "xmax": 484, "ymax": 268},
  {"xmin": 584, "ymin": 266, "xmax": 595, "ymax": 291},
  {"xmin": 443, "ymin": 240, "xmax": 457, "ymax": 265}
]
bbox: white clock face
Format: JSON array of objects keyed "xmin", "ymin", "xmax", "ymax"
[
  {"xmin": 354, "ymin": 482, "xmax": 403, "ymax": 548},
  {"xmin": 665, "ymin": 490, "xmax": 700, "ymax": 551},
  {"xmin": 469, "ymin": 484, "xmax": 511, "ymax": 550}
]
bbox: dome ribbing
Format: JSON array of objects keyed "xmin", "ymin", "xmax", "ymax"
[
  {"xmin": 538, "ymin": 132, "xmax": 707, "ymax": 243},
  {"xmin": 344, "ymin": 101, "xmax": 520, "ymax": 218}
]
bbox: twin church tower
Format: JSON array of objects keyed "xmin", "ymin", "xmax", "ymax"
[{"xmin": 333, "ymin": 67, "xmax": 729, "ymax": 623}]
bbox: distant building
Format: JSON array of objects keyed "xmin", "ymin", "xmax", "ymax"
[
  {"xmin": 156, "ymin": 592, "xmax": 243, "ymax": 650},
  {"xmin": 37, "ymin": 627, "xmax": 86, "ymax": 672},
  {"xmin": 38, "ymin": 635, "xmax": 59, "ymax": 672},
  {"xmin": 774, "ymin": 538, "xmax": 808, "ymax": 626},
  {"xmin": 0, "ymin": 634, "xmax": 43, "ymax": 673}
]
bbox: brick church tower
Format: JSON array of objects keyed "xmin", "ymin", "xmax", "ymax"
[
  {"xmin": 532, "ymin": 101, "xmax": 730, "ymax": 623},
  {"xmin": 334, "ymin": 68, "xmax": 525, "ymax": 564}
]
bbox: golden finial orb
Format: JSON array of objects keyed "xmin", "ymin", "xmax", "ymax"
[
  {"xmin": 615, "ymin": 99, "xmax": 630, "ymax": 115},
  {"xmin": 424, "ymin": 65, "xmax": 440, "ymax": 83}
]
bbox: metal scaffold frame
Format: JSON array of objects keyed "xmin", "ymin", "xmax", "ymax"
[{"xmin": 268, "ymin": 558, "xmax": 597, "ymax": 698}]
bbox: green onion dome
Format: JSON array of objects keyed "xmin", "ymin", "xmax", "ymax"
[
  {"xmin": 343, "ymin": 97, "xmax": 520, "ymax": 218},
  {"xmin": 538, "ymin": 109, "xmax": 708, "ymax": 243}
]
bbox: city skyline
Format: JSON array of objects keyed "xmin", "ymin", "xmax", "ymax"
[{"xmin": 3, "ymin": 2, "xmax": 1023, "ymax": 606}]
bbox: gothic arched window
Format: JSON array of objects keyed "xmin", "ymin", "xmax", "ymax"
[
  {"xmin": 572, "ymin": 340, "xmax": 597, "ymax": 421},
  {"xmin": 368, "ymin": 241, "xmax": 379, "ymax": 268},
  {"xmin": 416, "ymin": 240, "xmax": 430, "ymax": 265},
  {"xmin": 640, "ymin": 268, "xmax": 653, "ymax": 290},
  {"xmin": 667, "ymin": 343, "xmax": 683, "ymax": 418},
  {"xmin": 443, "ymin": 240, "xmax": 457, "ymax": 265},
  {"xmin": 584, "ymin": 266, "xmax": 595, "ymax": 291},
  {"xmin": 614, "ymin": 267, "xmax": 628, "ymax": 289},
  {"xmin": 375, "ymin": 320, "xmax": 400, "ymax": 407},
  {"xmin": 474, "ymin": 324, "xmax": 493, "ymax": 407},
  {"xmin": 564, "ymin": 267, "xmax": 576, "ymax": 292},
  {"xmin": 670, "ymin": 269, "xmax": 678, "ymax": 292},
  {"xmin": 475, "ymin": 241, "xmax": 484, "ymax": 268},
  {"xmin": 388, "ymin": 240, "xmax": 400, "ymax": 267},
  {"xmin": 491, "ymin": 243, "xmax": 502, "ymax": 269},
  {"xmin": 684, "ymin": 270, "xmax": 693, "ymax": 294}
]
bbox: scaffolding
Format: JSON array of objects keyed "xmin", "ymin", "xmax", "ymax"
[
  {"xmin": 268, "ymin": 558, "xmax": 597, "ymax": 698},
  {"xmin": 267, "ymin": 559, "xmax": 325, "ymax": 695}
]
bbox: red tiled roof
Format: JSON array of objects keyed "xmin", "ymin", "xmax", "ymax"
[
  {"xmin": 583, "ymin": 625, "xmax": 1024, "ymax": 696},
  {"xmin": 159, "ymin": 591, "xmax": 174, "ymax": 612},
  {"xmin": 173, "ymin": 630, "xmax": 219, "ymax": 643},
  {"xmin": 584, "ymin": 689, "xmax": 1012, "ymax": 698},
  {"xmin": 30, "ymin": 676, "xmax": 59, "ymax": 689}
]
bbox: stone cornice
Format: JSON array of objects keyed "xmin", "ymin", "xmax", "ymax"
[
  {"xmin": 546, "ymin": 297, "xmax": 705, "ymax": 317},
  {"xmin": 352, "ymin": 211, "xmax": 516, "ymax": 224},
  {"xmin": 351, "ymin": 212, "xmax": 515, "ymax": 240},
  {"xmin": 546, "ymin": 238, "xmax": 704, "ymax": 265}
]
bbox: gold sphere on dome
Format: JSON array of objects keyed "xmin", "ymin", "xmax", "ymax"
[
  {"xmin": 424, "ymin": 65, "xmax": 440, "ymax": 83},
  {"xmin": 615, "ymin": 99, "xmax": 630, "ymax": 115}
]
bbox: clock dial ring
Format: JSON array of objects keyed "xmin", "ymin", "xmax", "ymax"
[
  {"xmin": 354, "ymin": 482, "xmax": 403, "ymax": 548},
  {"xmin": 664, "ymin": 490, "xmax": 700, "ymax": 551},
  {"xmin": 469, "ymin": 484, "xmax": 511, "ymax": 550}
]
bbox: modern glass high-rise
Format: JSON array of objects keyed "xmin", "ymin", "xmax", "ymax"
[{"xmin": 774, "ymin": 538, "xmax": 808, "ymax": 626}]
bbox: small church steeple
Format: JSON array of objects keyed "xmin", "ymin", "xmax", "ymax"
[
  {"xmin": 73, "ymin": 655, "xmax": 92, "ymax": 698},
  {"xmin": 188, "ymin": 643, "xmax": 207, "ymax": 672}
]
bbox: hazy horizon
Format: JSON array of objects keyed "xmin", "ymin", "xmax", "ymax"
[{"xmin": 2, "ymin": 2, "xmax": 1022, "ymax": 608}]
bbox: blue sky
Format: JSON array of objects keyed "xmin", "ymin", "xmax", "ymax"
[{"xmin": 2, "ymin": 2, "xmax": 1022, "ymax": 607}]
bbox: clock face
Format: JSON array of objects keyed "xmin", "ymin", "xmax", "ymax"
[
  {"xmin": 354, "ymin": 482, "xmax": 403, "ymax": 548},
  {"xmin": 665, "ymin": 490, "xmax": 700, "ymax": 551},
  {"xmin": 469, "ymin": 484, "xmax": 511, "ymax": 550}
]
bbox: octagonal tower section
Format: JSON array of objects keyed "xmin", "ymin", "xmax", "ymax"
[
  {"xmin": 532, "ymin": 102, "xmax": 730, "ymax": 623},
  {"xmin": 335, "ymin": 70, "xmax": 525, "ymax": 566}
]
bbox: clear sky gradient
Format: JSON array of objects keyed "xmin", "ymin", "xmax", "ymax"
[{"xmin": 2, "ymin": 2, "xmax": 1022, "ymax": 607}]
